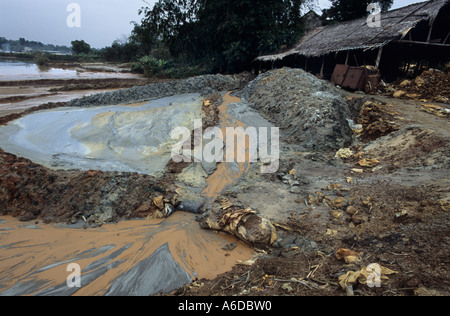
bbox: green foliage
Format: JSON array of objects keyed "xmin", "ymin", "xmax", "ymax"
[
  {"xmin": 132, "ymin": 55, "xmax": 206, "ymax": 79},
  {"xmin": 0, "ymin": 37, "xmax": 71, "ymax": 53},
  {"xmin": 163, "ymin": 64, "xmax": 205, "ymax": 79},
  {"xmin": 136, "ymin": 56, "xmax": 168, "ymax": 77},
  {"xmin": 322, "ymin": 0, "xmax": 393, "ymax": 23},
  {"xmin": 71, "ymin": 40, "xmax": 91, "ymax": 55},
  {"xmin": 33, "ymin": 52, "xmax": 50, "ymax": 66},
  {"xmin": 134, "ymin": 0, "xmax": 310, "ymax": 73},
  {"xmin": 101, "ymin": 41, "xmax": 141, "ymax": 62}
]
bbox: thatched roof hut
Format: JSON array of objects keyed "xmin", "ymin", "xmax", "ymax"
[
  {"xmin": 256, "ymin": 0, "xmax": 449, "ymax": 62},
  {"xmin": 254, "ymin": 0, "xmax": 449, "ymax": 83}
]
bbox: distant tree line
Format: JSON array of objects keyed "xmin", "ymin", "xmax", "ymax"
[{"xmin": 0, "ymin": 37, "xmax": 72, "ymax": 54}]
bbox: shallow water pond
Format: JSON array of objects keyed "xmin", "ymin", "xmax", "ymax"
[{"xmin": 0, "ymin": 93, "xmax": 203, "ymax": 176}]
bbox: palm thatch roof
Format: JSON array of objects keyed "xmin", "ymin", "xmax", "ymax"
[{"xmin": 256, "ymin": 0, "xmax": 449, "ymax": 62}]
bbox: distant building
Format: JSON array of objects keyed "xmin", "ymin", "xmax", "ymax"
[{"xmin": 301, "ymin": 10, "xmax": 323, "ymax": 33}]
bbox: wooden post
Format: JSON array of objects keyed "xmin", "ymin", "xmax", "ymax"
[
  {"xmin": 427, "ymin": 21, "xmax": 434, "ymax": 43},
  {"xmin": 444, "ymin": 30, "xmax": 450, "ymax": 44},
  {"xmin": 345, "ymin": 51, "xmax": 349, "ymax": 65},
  {"xmin": 320, "ymin": 57, "xmax": 325, "ymax": 77},
  {"xmin": 375, "ymin": 46, "xmax": 383, "ymax": 69},
  {"xmin": 405, "ymin": 62, "xmax": 410, "ymax": 75}
]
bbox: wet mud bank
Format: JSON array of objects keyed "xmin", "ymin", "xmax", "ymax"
[{"xmin": 0, "ymin": 78, "xmax": 154, "ymax": 118}]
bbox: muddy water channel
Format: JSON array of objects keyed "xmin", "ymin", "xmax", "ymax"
[
  {"xmin": 0, "ymin": 88, "xmax": 275, "ymax": 296},
  {"xmin": 0, "ymin": 213, "xmax": 252, "ymax": 296}
]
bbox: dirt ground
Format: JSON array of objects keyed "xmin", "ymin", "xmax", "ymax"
[
  {"xmin": 0, "ymin": 70, "xmax": 449, "ymax": 296},
  {"xmin": 176, "ymin": 92, "xmax": 450, "ymax": 297}
]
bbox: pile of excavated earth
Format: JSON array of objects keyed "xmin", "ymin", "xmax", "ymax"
[
  {"xmin": 238, "ymin": 67, "xmax": 353, "ymax": 151},
  {"xmin": 68, "ymin": 73, "xmax": 254, "ymax": 107},
  {"xmin": 385, "ymin": 67, "xmax": 450, "ymax": 105},
  {"xmin": 1, "ymin": 68, "xmax": 449, "ymax": 296}
]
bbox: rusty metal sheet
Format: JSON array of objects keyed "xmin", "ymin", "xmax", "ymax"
[
  {"xmin": 365, "ymin": 74, "xmax": 381, "ymax": 94},
  {"xmin": 331, "ymin": 64, "xmax": 348, "ymax": 86},
  {"xmin": 341, "ymin": 67, "xmax": 366, "ymax": 90}
]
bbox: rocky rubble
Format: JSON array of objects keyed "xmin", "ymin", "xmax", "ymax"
[
  {"xmin": 238, "ymin": 68, "xmax": 353, "ymax": 151},
  {"xmin": 345, "ymin": 97, "xmax": 402, "ymax": 141},
  {"xmin": 387, "ymin": 68, "xmax": 450, "ymax": 104}
]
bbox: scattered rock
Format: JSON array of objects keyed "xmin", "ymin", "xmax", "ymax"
[
  {"xmin": 175, "ymin": 187, "xmax": 206, "ymax": 214},
  {"xmin": 346, "ymin": 206, "xmax": 359, "ymax": 216},
  {"xmin": 352, "ymin": 214, "xmax": 364, "ymax": 225},
  {"xmin": 336, "ymin": 248, "xmax": 361, "ymax": 264},
  {"xmin": 405, "ymin": 276, "xmax": 421, "ymax": 288},
  {"xmin": 221, "ymin": 242, "xmax": 237, "ymax": 251},
  {"xmin": 136, "ymin": 204, "xmax": 152, "ymax": 213},
  {"xmin": 393, "ymin": 90, "xmax": 407, "ymax": 98},
  {"xmin": 176, "ymin": 164, "xmax": 208, "ymax": 189}
]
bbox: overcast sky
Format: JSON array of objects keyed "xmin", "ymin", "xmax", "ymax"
[{"xmin": 0, "ymin": 0, "xmax": 422, "ymax": 48}]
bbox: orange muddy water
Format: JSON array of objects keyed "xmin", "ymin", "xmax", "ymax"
[
  {"xmin": 201, "ymin": 92, "xmax": 251, "ymax": 201},
  {"xmin": 0, "ymin": 213, "xmax": 253, "ymax": 296}
]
